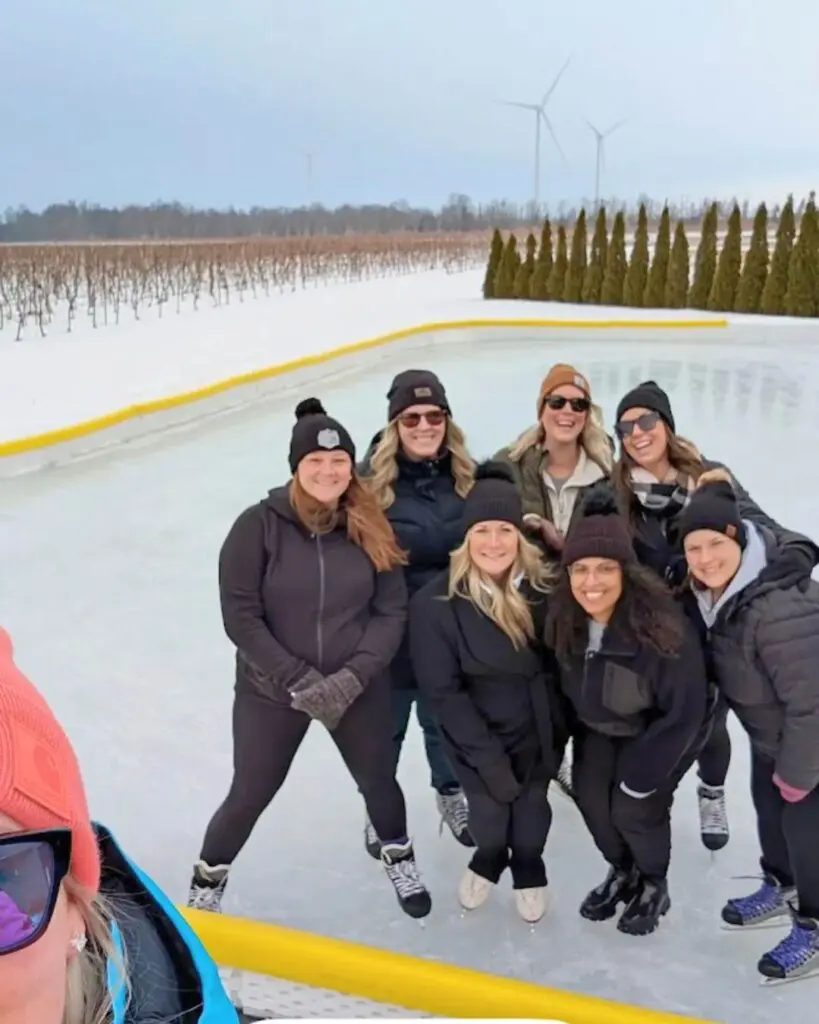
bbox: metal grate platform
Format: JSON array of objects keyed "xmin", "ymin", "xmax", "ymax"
[{"xmin": 220, "ymin": 966, "xmax": 437, "ymax": 1019}]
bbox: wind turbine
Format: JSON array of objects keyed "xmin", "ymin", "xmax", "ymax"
[
  {"xmin": 498, "ymin": 57, "xmax": 571, "ymax": 214},
  {"xmin": 584, "ymin": 118, "xmax": 627, "ymax": 210}
]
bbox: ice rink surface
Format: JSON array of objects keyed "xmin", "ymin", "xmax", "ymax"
[{"xmin": 4, "ymin": 327, "xmax": 819, "ymax": 1023}]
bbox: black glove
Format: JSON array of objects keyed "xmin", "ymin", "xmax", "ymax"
[{"xmin": 480, "ymin": 759, "xmax": 522, "ymax": 803}]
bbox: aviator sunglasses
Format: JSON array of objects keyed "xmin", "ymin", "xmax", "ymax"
[
  {"xmin": 397, "ymin": 410, "xmax": 447, "ymax": 428},
  {"xmin": 0, "ymin": 828, "xmax": 72, "ymax": 956},
  {"xmin": 615, "ymin": 410, "xmax": 661, "ymax": 438},
  {"xmin": 542, "ymin": 395, "xmax": 591, "ymax": 413}
]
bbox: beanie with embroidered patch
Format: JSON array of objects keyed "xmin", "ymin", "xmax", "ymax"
[
  {"xmin": 537, "ymin": 363, "xmax": 591, "ymax": 416},
  {"xmin": 288, "ymin": 398, "xmax": 356, "ymax": 473},
  {"xmin": 387, "ymin": 370, "xmax": 451, "ymax": 421},
  {"xmin": 562, "ymin": 482, "xmax": 636, "ymax": 567},
  {"xmin": 0, "ymin": 627, "xmax": 101, "ymax": 894},
  {"xmin": 677, "ymin": 479, "xmax": 747, "ymax": 549},
  {"xmin": 615, "ymin": 380, "xmax": 675, "ymax": 433},
  {"xmin": 462, "ymin": 461, "xmax": 523, "ymax": 533}
]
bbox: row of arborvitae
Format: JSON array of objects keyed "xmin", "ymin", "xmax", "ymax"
[{"xmin": 483, "ymin": 193, "xmax": 819, "ymax": 316}]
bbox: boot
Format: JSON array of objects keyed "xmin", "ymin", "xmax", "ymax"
[
  {"xmin": 435, "ymin": 786, "xmax": 475, "ymax": 847},
  {"xmin": 617, "ymin": 876, "xmax": 671, "ymax": 936},
  {"xmin": 363, "ymin": 814, "xmax": 381, "ymax": 860},
  {"xmin": 758, "ymin": 906, "xmax": 819, "ymax": 984},
  {"xmin": 721, "ymin": 872, "xmax": 797, "ymax": 930},
  {"xmin": 458, "ymin": 868, "xmax": 494, "ymax": 910},
  {"xmin": 187, "ymin": 860, "xmax": 230, "ymax": 913},
  {"xmin": 697, "ymin": 783, "xmax": 730, "ymax": 851},
  {"xmin": 579, "ymin": 865, "xmax": 639, "ymax": 922},
  {"xmin": 381, "ymin": 839, "xmax": 432, "ymax": 919}
]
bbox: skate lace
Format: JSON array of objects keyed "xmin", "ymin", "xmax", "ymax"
[
  {"xmin": 768, "ymin": 917, "xmax": 817, "ymax": 970},
  {"xmin": 188, "ymin": 881, "xmax": 224, "ymax": 910},
  {"xmin": 438, "ymin": 791, "xmax": 469, "ymax": 835},
  {"xmin": 384, "ymin": 857, "xmax": 426, "ymax": 898},
  {"xmin": 726, "ymin": 874, "xmax": 788, "ymax": 915},
  {"xmin": 699, "ymin": 789, "xmax": 728, "ymax": 834}
]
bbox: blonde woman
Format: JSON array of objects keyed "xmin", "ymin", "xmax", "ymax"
[
  {"xmin": 0, "ymin": 626, "xmax": 239, "ymax": 1024},
  {"xmin": 494, "ymin": 362, "xmax": 613, "ymax": 803},
  {"xmin": 408, "ymin": 462, "xmax": 567, "ymax": 924},
  {"xmin": 360, "ymin": 370, "xmax": 476, "ymax": 853}
]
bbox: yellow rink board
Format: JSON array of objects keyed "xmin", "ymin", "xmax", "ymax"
[
  {"xmin": 0, "ymin": 314, "xmax": 727, "ymax": 457},
  {"xmin": 183, "ymin": 908, "xmax": 717, "ymax": 1024}
]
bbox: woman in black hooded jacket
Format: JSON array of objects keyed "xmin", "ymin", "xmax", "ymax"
[{"xmin": 409, "ymin": 462, "xmax": 566, "ymax": 925}]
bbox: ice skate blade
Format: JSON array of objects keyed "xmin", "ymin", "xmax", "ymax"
[
  {"xmin": 760, "ymin": 966, "xmax": 819, "ymax": 987},
  {"xmin": 720, "ymin": 918, "xmax": 791, "ymax": 932}
]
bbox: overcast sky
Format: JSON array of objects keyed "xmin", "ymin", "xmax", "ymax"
[{"xmin": 2, "ymin": 0, "xmax": 817, "ymax": 212}]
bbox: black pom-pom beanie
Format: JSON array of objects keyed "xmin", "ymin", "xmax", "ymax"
[
  {"xmin": 288, "ymin": 398, "xmax": 356, "ymax": 473},
  {"xmin": 462, "ymin": 460, "xmax": 523, "ymax": 532},
  {"xmin": 561, "ymin": 482, "xmax": 636, "ymax": 566}
]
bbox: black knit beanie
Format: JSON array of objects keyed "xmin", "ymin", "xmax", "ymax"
[
  {"xmin": 462, "ymin": 461, "xmax": 523, "ymax": 533},
  {"xmin": 288, "ymin": 398, "xmax": 356, "ymax": 473},
  {"xmin": 561, "ymin": 482, "xmax": 636, "ymax": 567},
  {"xmin": 677, "ymin": 479, "xmax": 747, "ymax": 549},
  {"xmin": 387, "ymin": 369, "xmax": 451, "ymax": 421},
  {"xmin": 615, "ymin": 380, "xmax": 675, "ymax": 433}
]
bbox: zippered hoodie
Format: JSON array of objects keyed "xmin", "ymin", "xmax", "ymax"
[
  {"xmin": 218, "ymin": 485, "xmax": 408, "ymax": 700},
  {"xmin": 688, "ymin": 520, "xmax": 819, "ymax": 792}
]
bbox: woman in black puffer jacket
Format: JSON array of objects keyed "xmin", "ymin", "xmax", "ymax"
[
  {"xmin": 611, "ymin": 380, "xmax": 819, "ymax": 854},
  {"xmin": 360, "ymin": 369, "xmax": 477, "ymax": 854}
]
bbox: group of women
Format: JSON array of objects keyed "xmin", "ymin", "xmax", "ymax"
[{"xmin": 185, "ymin": 362, "xmax": 819, "ymax": 987}]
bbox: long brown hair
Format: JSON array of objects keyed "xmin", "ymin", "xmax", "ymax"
[
  {"xmin": 612, "ymin": 424, "xmax": 705, "ymax": 519},
  {"xmin": 289, "ymin": 474, "xmax": 407, "ymax": 572},
  {"xmin": 545, "ymin": 561, "xmax": 685, "ymax": 663}
]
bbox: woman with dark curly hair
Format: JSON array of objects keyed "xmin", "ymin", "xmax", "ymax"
[{"xmin": 545, "ymin": 482, "xmax": 709, "ymax": 936}]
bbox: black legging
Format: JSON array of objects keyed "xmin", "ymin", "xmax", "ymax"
[
  {"xmin": 200, "ymin": 680, "xmax": 407, "ymax": 865},
  {"xmin": 697, "ymin": 702, "xmax": 732, "ymax": 788}
]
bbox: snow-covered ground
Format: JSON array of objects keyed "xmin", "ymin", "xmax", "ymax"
[
  {"xmin": 0, "ymin": 265, "xmax": 769, "ymax": 445},
  {"xmin": 4, "ymin": 323, "xmax": 819, "ymax": 1023}
]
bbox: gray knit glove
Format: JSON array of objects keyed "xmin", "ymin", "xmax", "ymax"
[{"xmin": 289, "ymin": 667, "xmax": 363, "ymax": 731}]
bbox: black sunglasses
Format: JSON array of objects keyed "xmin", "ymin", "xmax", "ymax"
[
  {"xmin": 615, "ymin": 410, "xmax": 661, "ymax": 438},
  {"xmin": 542, "ymin": 395, "xmax": 591, "ymax": 413},
  {"xmin": 0, "ymin": 828, "xmax": 72, "ymax": 957}
]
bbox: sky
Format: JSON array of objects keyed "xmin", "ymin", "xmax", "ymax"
[{"xmin": 2, "ymin": 0, "xmax": 818, "ymax": 214}]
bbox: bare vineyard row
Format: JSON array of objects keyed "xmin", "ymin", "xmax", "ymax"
[{"xmin": 0, "ymin": 234, "xmax": 490, "ymax": 340}]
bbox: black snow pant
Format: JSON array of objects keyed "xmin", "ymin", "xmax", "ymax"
[
  {"xmin": 200, "ymin": 680, "xmax": 407, "ymax": 866},
  {"xmin": 466, "ymin": 784, "xmax": 552, "ymax": 889},
  {"xmin": 697, "ymin": 700, "xmax": 732, "ymax": 788},
  {"xmin": 751, "ymin": 751, "xmax": 819, "ymax": 919},
  {"xmin": 573, "ymin": 729, "xmax": 696, "ymax": 882}
]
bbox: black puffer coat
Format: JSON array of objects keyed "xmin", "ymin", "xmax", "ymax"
[
  {"xmin": 360, "ymin": 437, "xmax": 466, "ymax": 688},
  {"xmin": 684, "ymin": 521, "xmax": 819, "ymax": 793},
  {"xmin": 408, "ymin": 571, "xmax": 566, "ymax": 797},
  {"xmin": 556, "ymin": 609, "xmax": 709, "ymax": 796}
]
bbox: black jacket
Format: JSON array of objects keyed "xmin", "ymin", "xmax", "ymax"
[
  {"xmin": 219, "ymin": 486, "xmax": 407, "ymax": 701},
  {"xmin": 556, "ymin": 609, "xmax": 709, "ymax": 795},
  {"xmin": 683, "ymin": 522, "xmax": 819, "ymax": 793},
  {"xmin": 360, "ymin": 437, "xmax": 466, "ymax": 688},
  {"xmin": 408, "ymin": 570, "xmax": 566, "ymax": 798}
]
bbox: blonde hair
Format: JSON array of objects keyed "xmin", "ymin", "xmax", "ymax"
[
  {"xmin": 447, "ymin": 530, "xmax": 555, "ymax": 649},
  {"xmin": 63, "ymin": 879, "xmax": 128, "ymax": 1024},
  {"xmin": 504, "ymin": 401, "xmax": 613, "ymax": 473},
  {"xmin": 365, "ymin": 419, "xmax": 476, "ymax": 510},
  {"xmin": 289, "ymin": 474, "xmax": 407, "ymax": 572}
]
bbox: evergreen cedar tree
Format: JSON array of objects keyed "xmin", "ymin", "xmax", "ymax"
[
  {"xmin": 563, "ymin": 208, "xmax": 588, "ymax": 303},
  {"xmin": 643, "ymin": 204, "xmax": 671, "ymax": 308},
  {"xmin": 582, "ymin": 207, "xmax": 608, "ymax": 305},
  {"xmin": 481, "ymin": 195, "xmax": 812, "ymax": 317},
  {"xmin": 622, "ymin": 203, "xmax": 649, "ymax": 307}
]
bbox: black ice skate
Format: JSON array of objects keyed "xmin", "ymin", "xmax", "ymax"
[
  {"xmin": 579, "ymin": 865, "xmax": 640, "ymax": 922},
  {"xmin": 187, "ymin": 860, "xmax": 230, "ymax": 913},
  {"xmin": 380, "ymin": 839, "xmax": 432, "ymax": 919},
  {"xmin": 617, "ymin": 876, "xmax": 670, "ymax": 936},
  {"xmin": 363, "ymin": 814, "xmax": 381, "ymax": 860},
  {"xmin": 697, "ymin": 783, "xmax": 730, "ymax": 852},
  {"xmin": 435, "ymin": 786, "xmax": 475, "ymax": 847}
]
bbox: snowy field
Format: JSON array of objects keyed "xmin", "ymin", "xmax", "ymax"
[
  {"xmin": 0, "ymin": 265, "xmax": 764, "ymax": 445},
  {"xmin": 4, "ymin": 309, "xmax": 819, "ymax": 1022}
]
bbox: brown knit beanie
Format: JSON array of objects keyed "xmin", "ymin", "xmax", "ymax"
[
  {"xmin": 537, "ymin": 363, "xmax": 591, "ymax": 416},
  {"xmin": 562, "ymin": 482, "xmax": 635, "ymax": 567}
]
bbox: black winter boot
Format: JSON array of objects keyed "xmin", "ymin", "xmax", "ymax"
[
  {"xmin": 617, "ymin": 875, "xmax": 671, "ymax": 936},
  {"xmin": 579, "ymin": 865, "xmax": 640, "ymax": 922}
]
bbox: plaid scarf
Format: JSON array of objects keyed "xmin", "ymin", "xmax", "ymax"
[{"xmin": 630, "ymin": 466, "xmax": 695, "ymax": 520}]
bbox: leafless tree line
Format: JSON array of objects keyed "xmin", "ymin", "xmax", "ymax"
[
  {"xmin": 1, "ymin": 194, "xmax": 797, "ymax": 245},
  {"xmin": 0, "ymin": 234, "xmax": 488, "ymax": 341}
]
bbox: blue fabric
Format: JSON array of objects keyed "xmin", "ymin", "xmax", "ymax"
[{"xmin": 99, "ymin": 826, "xmax": 239, "ymax": 1022}]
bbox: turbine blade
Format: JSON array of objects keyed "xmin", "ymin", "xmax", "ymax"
[
  {"xmin": 604, "ymin": 118, "xmax": 628, "ymax": 137},
  {"xmin": 542, "ymin": 112, "xmax": 568, "ymax": 165},
  {"xmin": 541, "ymin": 55, "xmax": 572, "ymax": 106},
  {"xmin": 497, "ymin": 99, "xmax": 540, "ymax": 111},
  {"xmin": 584, "ymin": 117, "xmax": 601, "ymax": 137}
]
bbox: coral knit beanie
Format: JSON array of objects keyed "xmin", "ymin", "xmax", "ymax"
[{"xmin": 0, "ymin": 627, "xmax": 101, "ymax": 894}]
